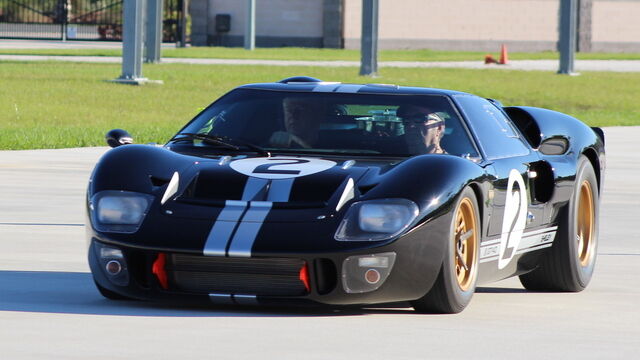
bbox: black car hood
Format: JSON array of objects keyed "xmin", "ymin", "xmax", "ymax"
[
  {"xmin": 166, "ymin": 154, "xmax": 400, "ymax": 223},
  {"xmin": 90, "ymin": 145, "xmax": 485, "ymax": 254}
]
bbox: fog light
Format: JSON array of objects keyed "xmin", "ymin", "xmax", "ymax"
[
  {"xmin": 358, "ymin": 256, "xmax": 389, "ymax": 268},
  {"xmin": 342, "ymin": 252, "xmax": 396, "ymax": 293},
  {"xmin": 364, "ymin": 269, "xmax": 381, "ymax": 284},
  {"xmin": 105, "ymin": 260, "xmax": 122, "ymax": 275},
  {"xmin": 93, "ymin": 241, "xmax": 129, "ymax": 286},
  {"xmin": 100, "ymin": 247, "xmax": 123, "ymax": 259}
]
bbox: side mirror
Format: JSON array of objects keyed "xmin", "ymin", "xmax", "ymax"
[
  {"xmin": 538, "ymin": 136, "xmax": 568, "ymax": 155},
  {"xmin": 106, "ymin": 129, "xmax": 134, "ymax": 148}
]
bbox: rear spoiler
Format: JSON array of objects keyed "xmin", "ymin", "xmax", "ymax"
[{"xmin": 591, "ymin": 127, "xmax": 605, "ymax": 146}]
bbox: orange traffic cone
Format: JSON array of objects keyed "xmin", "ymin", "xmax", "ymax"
[
  {"xmin": 499, "ymin": 44, "xmax": 509, "ymax": 65},
  {"xmin": 484, "ymin": 54, "xmax": 498, "ymax": 64}
]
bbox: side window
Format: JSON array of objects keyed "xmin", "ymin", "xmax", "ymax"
[{"xmin": 454, "ymin": 95, "xmax": 529, "ymax": 159}]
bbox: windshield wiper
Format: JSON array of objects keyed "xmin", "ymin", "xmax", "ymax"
[{"xmin": 169, "ymin": 133, "xmax": 271, "ymax": 157}]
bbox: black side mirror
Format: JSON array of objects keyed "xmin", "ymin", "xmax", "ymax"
[{"xmin": 106, "ymin": 129, "xmax": 134, "ymax": 148}]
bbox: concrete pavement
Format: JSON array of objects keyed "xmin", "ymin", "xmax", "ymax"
[
  {"xmin": 2, "ymin": 39, "xmax": 640, "ymax": 71},
  {"xmin": 2, "ymin": 53, "xmax": 640, "ymax": 72},
  {"xmin": 0, "ymin": 127, "xmax": 639, "ymax": 359}
]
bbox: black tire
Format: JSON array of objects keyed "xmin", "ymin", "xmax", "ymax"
[
  {"xmin": 94, "ymin": 280, "xmax": 132, "ymax": 300},
  {"xmin": 519, "ymin": 156, "xmax": 599, "ymax": 291},
  {"xmin": 412, "ymin": 187, "xmax": 480, "ymax": 314}
]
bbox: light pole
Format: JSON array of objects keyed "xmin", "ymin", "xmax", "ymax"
[
  {"xmin": 558, "ymin": 0, "xmax": 579, "ymax": 75},
  {"xmin": 245, "ymin": 0, "xmax": 256, "ymax": 50},
  {"xmin": 359, "ymin": 0, "xmax": 379, "ymax": 76},
  {"xmin": 112, "ymin": 0, "xmax": 163, "ymax": 85}
]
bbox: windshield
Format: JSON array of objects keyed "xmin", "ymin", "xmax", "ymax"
[{"xmin": 174, "ymin": 88, "xmax": 478, "ymax": 157}]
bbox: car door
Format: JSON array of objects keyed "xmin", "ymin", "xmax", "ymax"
[{"xmin": 454, "ymin": 95, "xmax": 549, "ymax": 275}]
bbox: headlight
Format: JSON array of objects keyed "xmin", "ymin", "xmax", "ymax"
[
  {"xmin": 90, "ymin": 191, "xmax": 154, "ymax": 233},
  {"xmin": 335, "ymin": 199, "xmax": 419, "ymax": 241}
]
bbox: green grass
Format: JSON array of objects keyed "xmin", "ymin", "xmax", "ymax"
[
  {"xmin": 1, "ymin": 60, "xmax": 638, "ymax": 150},
  {"xmin": 3, "ymin": 46, "xmax": 640, "ymax": 61}
]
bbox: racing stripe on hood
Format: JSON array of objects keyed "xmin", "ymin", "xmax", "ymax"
[
  {"xmin": 227, "ymin": 201, "xmax": 272, "ymax": 257},
  {"xmin": 226, "ymin": 178, "xmax": 294, "ymax": 257},
  {"xmin": 267, "ymin": 178, "xmax": 294, "ymax": 201},
  {"xmin": 203, "ymin": 200, "xmax": 248, "ymax": 256},
  {"xmin": 204, "ymin": 177, "xmax": 295, "ymax": 257},
  {"xmin": 241, "ymin": 177, "xmax": 269, "ymax": 201}
]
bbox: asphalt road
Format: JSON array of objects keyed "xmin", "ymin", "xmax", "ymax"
[{"xmin": 0, "ymin": 127, "xmax": 638, "ymax": 359}]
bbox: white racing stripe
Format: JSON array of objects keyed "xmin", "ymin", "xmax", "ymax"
[
  {"xmin": 241, "ymin": 177, "xmax": 270, "ymax": 201},
  {"xmin": 204, "ymin": 176, "xmax": 296, "ymax": 257},
  {"xmin": 480, "ymin": 226, "xmax": 557, "ymax": 263},
  {"xmin": 267, "ymin": 178, "xmax": 295, "ymax": 201},
  {"xmin": 227, "ymin": 201, "xmax": 273, "ymax": 257},
  {"xmin": 203, "ymin": 200, "xmax": 248, "ymax": 256},
  {"xmin": 312, "ymin": 83, "xmax": 341, "ymax": 92},
  {"xmin": 336, "ymin": 84, "xmax": 364, "ymax": 93}
]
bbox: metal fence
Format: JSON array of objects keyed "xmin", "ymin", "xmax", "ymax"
[{"xmin": 0, "ymin": 0, "xmax": 184, "ymax": 42}]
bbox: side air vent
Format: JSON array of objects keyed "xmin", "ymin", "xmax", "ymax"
[
  {"xmin": 529, "ymin": 161, "xmax": 554, "ymax": 204},
  {"xmin": 149, "ymin": 175, "xmax": 170, "ymax": 187},
  {"xmin": 278, "ymin": 76, "xmax": 323, "ymax": 84}
]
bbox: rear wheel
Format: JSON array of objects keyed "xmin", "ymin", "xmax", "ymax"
[
  {"xmin": 412, "ymin": 187, "xmax": 480, "ymax": 313},
  {"xmin": 519, "ymin": 156, "xmax": 599, "ymax": 291}
]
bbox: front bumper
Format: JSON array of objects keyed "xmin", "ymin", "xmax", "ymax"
[{"xmin": 88, "ymin": 213, "xmax": 450, "ymax": 307}]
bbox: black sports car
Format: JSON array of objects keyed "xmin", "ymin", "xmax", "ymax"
[{"xmin": 87, "ymin": 76, "xmax": 604, "ymax": 313}]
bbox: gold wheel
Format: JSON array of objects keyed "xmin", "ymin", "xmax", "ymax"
[
  {"xmin": 577, "ymin": 180, "xmax": 595, "ymax": 267},
  {"xmin": 454, "ymin": 197, "xmax": 478, "ymax": 291}
]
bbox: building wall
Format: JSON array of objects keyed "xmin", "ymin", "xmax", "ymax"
[
  {"xmin": 344, "ymin": 0, "xmax": 559, "ymax": 51},
  {"xmin": 342, "ymin": 0, "xmax": 640, "ymax": 52},
  {"xmin": 191, "ymin": 0, "xmax": 325, "ymax": 47},
  {"xmin": 592, "ymin": 0, "xmax": 640, "ymax": 52},
  {"xmin": 190, "ymin": 0, "xmax": 640, "ymax": 52}
]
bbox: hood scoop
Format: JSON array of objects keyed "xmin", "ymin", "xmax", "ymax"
[{"xmin": 176, "ymin": 167, "xmax": 357, "ymax": 209}]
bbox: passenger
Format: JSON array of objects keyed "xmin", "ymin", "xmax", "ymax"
[
  {"xmin": 396, "ymin": 105, "xmax": 446, "ymax": 154},
  {"xmin": 270, "ymin": 98, "xmax": 324, "ymax": 148}
]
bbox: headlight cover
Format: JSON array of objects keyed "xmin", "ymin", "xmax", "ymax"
[
  {"xmin": 335, "ymin": 199, "xmax": 419, "ymax": 241},
  {"xmin": 90, "ymin": 191, "xmax": 154, "ymax": 233}
]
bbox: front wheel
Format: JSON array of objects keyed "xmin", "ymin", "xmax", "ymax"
[
  {"xmin": 519, "ymin": 156, "xmax": 599, "ymax": 291},
  {"xmin": 412, "ymin": 187, "xmax": 480, "ymax": 314}
]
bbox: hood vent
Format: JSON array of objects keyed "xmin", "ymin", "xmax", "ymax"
[{"xmin": 149, "ymin": 175, "xmax": 170, "ymax": 188}]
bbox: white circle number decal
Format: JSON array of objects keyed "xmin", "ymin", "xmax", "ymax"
[
  {"xmin": 229, "ymin": 157, "xmax": 337, "ymax": 179},
  {"xmin": 498, "ymin": 169, "xmax": 528, "ymax": 270}
]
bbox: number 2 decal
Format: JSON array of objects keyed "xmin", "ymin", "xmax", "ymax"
[
  {"xmin": 229, "ymin": 157, "xmax": 336, "ymax": 180},
  {"xmin": 498, "ymin": 169, "xmax": 528, "ymax": 270},
  {"xmin": 252, "ymin": 159, "xmax": 310, "ymax": 175}
]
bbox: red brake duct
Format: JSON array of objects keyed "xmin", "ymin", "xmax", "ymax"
[
  {"xmin": 299, "ymin": 263, "xmax": 310, "ymax": 293},
  {"xmin": 152, "ymin": 253, "xmax": 169, "ymax": 290}
]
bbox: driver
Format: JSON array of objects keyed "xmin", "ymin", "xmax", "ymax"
[
  {"xmin": 270, "ymin": 98, "xmax": 324, "ymax": 148},
  {"xmin": 397, "ymin": 105, "xmax": 446, "ymax": 154}
]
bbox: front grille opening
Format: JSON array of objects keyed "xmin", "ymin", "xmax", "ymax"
[
  {"xmin": 128, "ymin": 250, "xmax": 152, "ymax": 289},
  {"xmin": 166, "ymin": 254, "xmax": 308, "ymax": 296},
  {"xmin": 314, "ymin": 258, "xmax": 337, "ymax": 295}
]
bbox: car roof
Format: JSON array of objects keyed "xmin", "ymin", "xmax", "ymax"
[{"xmin": 238, "ymin": 76, "xmax": 470, "ymax": 97}]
